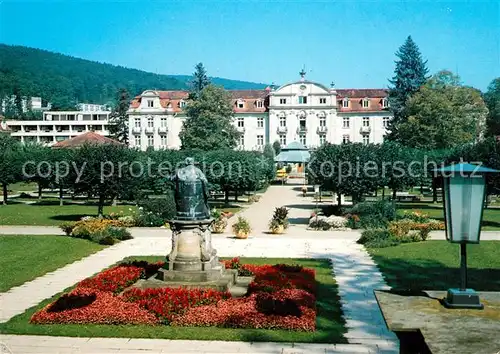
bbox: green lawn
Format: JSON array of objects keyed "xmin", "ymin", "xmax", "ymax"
[
  {"xmin": 369, "ymin": 241, "xmax": 500, "ymax": 291},
  {"xmin": 0, "ymin": 235, "xmax": 105, "ymax": 292},
  {"xmin": 397, "ymin": 202, "xmax": 500, "ymax": 230},
  {"xmin": 0, "ymin": 257, "xmax": 347, "ymax": 344},
  {"xmin": 0, "ymin": 202, "xmax": 137, "ymax": 226}
]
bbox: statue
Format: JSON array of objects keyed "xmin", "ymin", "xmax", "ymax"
[{"xmin": 171, "ymin": 157, "xmax": 210, "ymax": 221}]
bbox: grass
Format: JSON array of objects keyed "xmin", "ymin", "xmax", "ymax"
[
  {"xmin": 0, "ymin": 201, "xmax": 137, "ymax": 226},
  {"xmin": 0, "ymin": 235, "xmax": 105, "ymax": 292},
  {"xmin": 368, "ymin": 240, "xmax": 500, "ymax": 291},
  {"xmin": 0, "ymin": 257, "xmax": 347, "ymax": 343},
  {"xmin": 397, "ymin": 202, "xmax": 500, "ymax": 230}
]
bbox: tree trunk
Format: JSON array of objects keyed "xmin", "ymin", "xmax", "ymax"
[
  {"xmin": 392, "ymin": 189, "xmax": 397, "ymax": 200},
  {"xmin": 337, "ymin": 193, "xmax": 342, "ymax": 207},
  {"xmin": 432, "ymin": 179, "xmax": 438, "ymax": 203},
  {"xmin": 382, "ymin": 188, "xmax": 385, "ymax": 200},
  {"xmin": 112, "ymin": 197, "xmax": 117, "ymax": 206},
  {"xmin": 224, "ymin": 189, "xmax": 229, "ymax": 207},
  {"xmin": 59, "ymin": 185, "xmax": 64, "ymax": 206},
  {"xmin": 2, "ymin": 183, "xmax": 7, "ymax": 205},
  {"xmin": 234, "ymin": 190, "xmax": 238, "ymax": 202},
  {"xmin": 375, "ymin": 189, "xmax": 378, "ymax": 197},
  {"xmin": 98, "ymin": 194, "xmax": 105, "ymax": 217},
  {"xmin": 38, "ymin": 182, "xmax": 43, "ymax": 201}
]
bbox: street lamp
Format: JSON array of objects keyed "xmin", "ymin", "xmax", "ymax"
[{"xmin": 435, "ymin": 162, "xmax": 498, "ymax": 309}]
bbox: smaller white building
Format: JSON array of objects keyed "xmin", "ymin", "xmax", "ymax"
[
  {"xmin": 77, "ymin": 102, "xmax": 110, "ymax": 112},
  {"xmin": 6, "ymin": 110, "xmax": 111, "ymax": 145}
]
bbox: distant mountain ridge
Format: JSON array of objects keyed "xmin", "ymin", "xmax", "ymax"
[{"xmin": 0, "ymin": 44, "xmax": 267, "ymax": 107}]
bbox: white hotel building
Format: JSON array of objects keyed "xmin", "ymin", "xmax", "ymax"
[
  {"xmin": 7, "ymin": 108, "xmax": 111, "ymax": 145},
  {"xmin": 128, "ymin": 73, "xmax": 392, "ymax": 151}
]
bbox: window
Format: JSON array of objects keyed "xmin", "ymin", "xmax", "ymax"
[
  {"xmin": 382, "ymin": 98, "xmax": 389, "ymax": 108},
  {"xmin": 279, "ymin": 134, "xmax": 287, "ymax": 146},
  {"xmin": 160, "ymin": 135, "xmax": 167, "ymax": 147},
  {"xmin": 237, "ymin": 117, "xmax": 244, "ymax": 127},
  {"xmin": 147, "ymin": 100, "xmax": 154, "ymax": 108},
  {"xmin": 279, "ymin": 98, "xmax": 287, "ymax": 104},
  {"xmin": 363, "ymin": 117, "xmax": 370, "ymax": 127},
  {"xmin": 148, "ymin": 117, "xmax": 154, "ymax": 128},
  {"xmin": 256, "ymin": 100, "xmax": 264, "ymax": 108},
  {"xmin": 134, "ymin": 118, "xmax": 141, "ymax": 128},
  {"xmin": 257, "ymin": 117, "xmax": 264, "ymax": 128},
  {"xmin": 237, "ymin": 100, "xmax": 244, "ymax": 109},
  {"xmin": 299, "ymin": 111, "xmax": 306, "ymax": 130},
  {"xmin": 342, "ymin": 135, "xmax": 350, "ymax": 144},
  {"xmin": 135, "ymin": 136, "xmax": 141, "ymax": 146},
  {"xmin": 383, "ymin": 116, "xmax": 390, "ymax": 128},
  {"xmin": 239, "ymin": 135, "xmax": 245, "ymax": 147},
  {"xmin": 319, "ymin": 98, "xmax": 326, "ymax": 104},
  {"xmin": 319, "ymin": 134, "xmax": 326, "ymax": 145},
  {"xmin": 279, "ymin": 114, "xmax": 286, "ymax": 127},
  {"xmin": 343, "ymin": 117, "xmax": 350, "ymax": 128},
  {"xmin": 362, "ymin": 99, "xmax": 370, "ymax": 108},
  {"xmin": 299, "ymin": 134, "xmax": 306, "ymax": 147},
  {"xmin": 161, "ymin": 117, "xmax": 167, "ymax": 128},
  {"xmin": 342, "ymin": 99, "xmax": 349, "ymax": 108},
  {"xmin": 362, "ymin": 134, "xmax": 369, "ymax": 145},
  {"xmin": 318, "ymin": 112, "xmax": 326, "ymax": 127},
  {"xmin": 148, "ymin": 135, "xmax": 154, "ymax": 147},
  {"xmin": 179, "ymin": 100, "xmax": 186, "ymax": 108},
  {"xmin": 257, "ymin": 135, "xmax": 264, "ymax": 146},
  {"xmin": 298, "ymin": 96, "xmax": 307, "ymax": 104}
]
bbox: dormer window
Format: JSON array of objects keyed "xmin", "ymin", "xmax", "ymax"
[
  {"xmin": 256, "ymin": 100, "xmax": 264, "ymax": 108},
  {"xmin": 342, "ymin": 98, "xmax": 349, "ymax": 108},
  {"xmin": 237, "ymin": 100, "xmax": 244, "ymax": 109},
  {"xmin": 179, "ymin": 100, "xmax": 186, "ymax": 108},
  {"xmin": 147, "ymin": 100, "xmax": 154, "ymax": 108},
  {"xmin": 362, "ymin": 98, "xmax": 370, "ymax": 108},
  {"xmin": 382, "ymin": 98, "xmax": 389, "ymax": 108},
  {"xmin": 319, "ymin": 98, "xmax": 326, "ymax": 104},
  {"xmin": 298, "ymin": 96, "xmax": 307, "ymax": 104},
  {"xmin": 279, "ymin": 98, "xmax": 287, "ymax": 104}
]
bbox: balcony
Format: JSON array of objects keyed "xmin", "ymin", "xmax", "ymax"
[
  {"xmin": 158, "ymin": 126, "xmax": 168, "ymax": 134},
  {"xmin": 145, "ymin": 127, "xmax": 155, "ymax": 134},
  {"xmin": 360, "ymin": 126, "xmax": 371, "ymax": 134},
  {"xmin": 236, "ymin": 126, "xmax": 245, "ymax": 133},
  {"xmin": 317, "ymin": 126, "xmax": 328, "ymax": 134},
  {"xmin": 132, "ymin": 127, "xmax": 142, "ymax": 134},
  {"xmin": 276, "ymin": 126, "xmax": 288, "ymax": 134},
  {"xmin": 297, "ymin": 126, "xmax": 308, "ymax": 134}
]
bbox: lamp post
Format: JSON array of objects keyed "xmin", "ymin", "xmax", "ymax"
[{"xmin": 435, "ymin": 163, "xmax": 498, "ymax": 309}]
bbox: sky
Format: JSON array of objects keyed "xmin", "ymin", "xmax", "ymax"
[{"xmin": 0, "ymin": 0, "xmax": 499, "ymax": 91}]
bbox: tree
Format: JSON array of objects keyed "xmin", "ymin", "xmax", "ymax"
[
  {"xmin": 0, "ymin": 133, "xmax": 23, "ymax": 204},
  {"xmin": 484, "ymin": 78, "xmax": 500, "ymax": 136},
  {"xmin": 180, "ymin": 85, "xmax": 240, "ymax": 150},
  {"xmin": 108, "ymin": 88, "xmax": 130, "ymax": 144},
  {"xmin": 13, "ymin": 86, "xmax": 24, "ymax": 118},
  {"xmin": 189, "ymin": 63, "xmax": 210, "ymax": 100},
  {"xmin": 387, "ymin": 36, "xmax": 429, "ymax": 141},
  {"xmin": 272, "ymin": 140, "xmax": 281, "ymax": 155},
  {"xmin": 396, "ymin": 70, "xmax": 488, "ymax": 149},
  {"xmin": 263, "ymin": 143, "xmax": 276, "ymax": 181}
]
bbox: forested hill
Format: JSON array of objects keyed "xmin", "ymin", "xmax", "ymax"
[{"xmin": 0, "ymin": 44, "xmax": 267, "ymax": 107}]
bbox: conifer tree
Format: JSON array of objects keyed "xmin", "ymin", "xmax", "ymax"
[
  {"xmin": 387, "ymin": 36, "xmax": 429, "ymax": 141},
  {"xmin": 189, "ymin": 63, "xmax": 210, "ymax": 100},
  {"xmin": 108, "ymin": 88, "xmax": 130, "ymax": 144}
]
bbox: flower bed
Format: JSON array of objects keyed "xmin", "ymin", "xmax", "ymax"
[{"xmin": 30, "ymin": 258, "xmax": 318, "ymax": 331}]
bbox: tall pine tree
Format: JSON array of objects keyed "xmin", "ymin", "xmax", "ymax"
[
  {"xmin": 484, "ymin": 78, "xmax": 500, "ymax": 136},
  {"xmin": 108, "ymin": 88, "xmax": 130, "ymax": 145},
  {"xmin": 387, "ymin": 36, "xmax": 428, "ymax": 142},
  {"xmin": 189, "ymin": 63, "xmax": 210, "ymax": 100}
]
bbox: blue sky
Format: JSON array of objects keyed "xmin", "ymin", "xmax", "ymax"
[{"xmin": 1, "ymin": 0, "xmax": 498, "ymax": 90}]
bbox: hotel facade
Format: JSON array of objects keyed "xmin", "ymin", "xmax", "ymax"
[{"xmin": 128, "ymin": 73, "xmax": 392, "ymax": 151}]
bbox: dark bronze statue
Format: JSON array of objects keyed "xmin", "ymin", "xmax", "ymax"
[{"xmin": 172, "ymin": 157, "xmax": 210, "ymax": 221}]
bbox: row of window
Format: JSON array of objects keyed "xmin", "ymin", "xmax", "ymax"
[
  {"xmin": 146, "ymin": 100, "xmax": 187, "ymax": 109},
  {"xmin": 236, "ymin": 100, "xmax": 264, "ymax": 109},
  {"xmin": 135, "ymin": 135, "xmax": 168, "ymax": 147},
  {"xmin": 134, "ymin": 117, "xmax": 168, "ymax": 128},
  {"xmin": 275, "ymin": 133, "xmax": 370, "ymax": 147},
  {"xmin": 276, "ymin": 97, "xmax": 389, "ymax": 108}
]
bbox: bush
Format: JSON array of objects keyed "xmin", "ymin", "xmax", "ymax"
[
  {"xmin": 346, "ymin": 200, "xmax": 396, "ymax": 228},
  {"xmin": 270, "ymin": 206, "xmax": 289, "ymax": 229},
  {"xmin": 308, "ymin": 218, "xmax": 332, "ymax": 230},
  {"xmin": 59, "ymin": 222, "xmax": 76, "ymax": 236},
  {"xmin": 136, "ymin": 192, "xmax": 176, "ymax": 224}
]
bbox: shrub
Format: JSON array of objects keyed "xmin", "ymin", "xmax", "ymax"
[
  {"xmin": 357, "ymin": 229, "xmax": 399, "ymax": 248},
  {"xmin": 59, "ymin": 222, "xmax": 76, "ymax": 236},
  {"xmin": 255, "ymin": 292, "xmax": 302, "ymax": 317},
  {"xmin": 136, "ymin": 193, "xmax": 176, "ymax": 224},
  {"xmin": 346, "ymin": 200, "xmax": 396, "ymax": 228},
  {"xmin": 400, "ymin": 210, "xmax": 430, "ymax": 223},
  {"xmin": 134, "ymin": 211, "xmax": 165, "ymax": 227},
  {"xmin": 270, "ymin": 206, "xmax": 289, "ymax": 229},
  {"xmin": 309, "ymin": 218, "xmax": 332, "ymax": 230},
  {"xmin": 248, "ymin": 194, "xmax": 261, "ymax": 203},
  {"xmin": 106, "ymin": 227, "xmax": 133, "ymax": 241}
]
